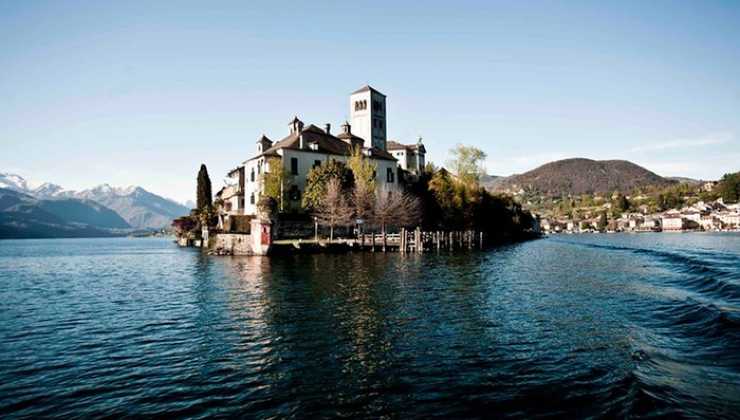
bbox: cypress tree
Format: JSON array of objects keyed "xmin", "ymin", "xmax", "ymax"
[{"xmin": 196, "ymin": 164, "xmax": 212, "ymax": 210}]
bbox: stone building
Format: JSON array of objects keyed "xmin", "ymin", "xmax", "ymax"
[{"xmin": 221, "ymin": 85, "xmax": 424, "ymax": 217}]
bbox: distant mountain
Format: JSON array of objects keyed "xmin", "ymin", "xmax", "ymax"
[
  {"xmin": 666, "ymin": 177, "xmax": 703, "ymax": 185},
  {"xmin": 32, "ymin": 182, "xmax": 68, "ymax": 197},
  {"xmin": 0, "ymin": 173, "xmax": 190, "ymax": 230},
  {"xmin": 0, "ymin": 188, "xmax": 130, "ymax": 239},
  {"xmin": 0, "ymin": 173, "xmax": 35, "ymax": 193},
  {"xmin": 72, "ymin": 184, "xmax": 190, "ymax": 230},
  {"xmin": 489, "ymin": 158, "xmax": 675, "ymax": 196},
  {"xmin": 480, "ymin": 174, "xmax": 505, "ymax": 190}
]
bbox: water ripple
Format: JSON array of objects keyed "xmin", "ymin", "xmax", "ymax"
[{"xmin": 1, "ymin": 235, "xmax": 739, "ymax": 418}]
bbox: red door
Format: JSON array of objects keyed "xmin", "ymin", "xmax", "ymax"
[{"xmin": 261, "ymin": 225, "xmax": 271, "ymax": 245}]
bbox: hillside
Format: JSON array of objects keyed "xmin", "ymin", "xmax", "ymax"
[
  {"xmin": 490, "ymin": 158, "xmax": 675, "ymax": 196},
  {"xmin": 0, "ymin": 188, "xmax": 130, "ymax": 239},
  {"xmin": 74, "ymin": 185, "xmax": 189, "ymax": 229},
  {"xmin": 0, "ymin": 173, "xmax": 190, "ymax": 230}
]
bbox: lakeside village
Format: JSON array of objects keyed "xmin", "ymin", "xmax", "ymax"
[
  {"xmin": 173, "ymin": 85, "xmax": 538, "ymax": 255},
  {"xmin": 536, "ymin": 184, "xmax": 740, "ymax": 234}
]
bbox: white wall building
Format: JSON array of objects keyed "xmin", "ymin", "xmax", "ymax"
[
  {"xmin": 387, "ymin": 138, "xmax": 426, "ymax": 174},
  {"xmin": 350, "ymin": 85, "xmax": 387, "ymax": 151},
  {"xmin": 220, "ymin": 86, "xmax": 423, "ymax": 217}
]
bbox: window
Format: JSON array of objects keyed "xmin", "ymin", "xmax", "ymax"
[
  {"xmin": 250, "ymin": 168, "xmax": 255, "ymax": 182},
  {"xmin": 291, "ymin": 157, "xmax": 298, "ymax": 175},
  {"xmin": 313, "ymin": 160, "xmax": 321, "ymax": 168},
  {"xmin": 250, "ymin": 193, "xmax": 255, "ymax": 205},
  {"xmin": 289, "ymin": 185, "xmax": 301, "ymax": 201},
  {"xmin": 387, "ymin": 167, "xmax": 394, "ymax": 183}
]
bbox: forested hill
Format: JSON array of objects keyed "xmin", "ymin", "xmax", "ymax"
[{"xmin": 490, "ymin": 158, "xmax": 675, "ymax": 196}]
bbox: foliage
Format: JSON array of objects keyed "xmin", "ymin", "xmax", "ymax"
[
  {"xmin": 347, "ymin": 146, "xmax": 377, "ymax": 194},
  {"xmin": 257, "ymin": 196, "xmax": 277, "ymax": 220},
  {"xmin": 171, "ymin": 215, "xmax": 198, "ymax": 236},
  {"xmin": 415, "ymin": 157, "xmax": 536, "ymax": 240},
  {"xmin": 196, "ymin": 164, "xmax": 212, "ymax": 210},
  {"xmin": 261, "ymin": 157, "xmax": 293, "ymax": 211},
  {"xmin": 302, "ymin": 160, "xmax": 354, "ymax": 210},
  {"xmin": 598, "ymin": 212, "xmax": 608, "ymax": 231},
  {"xmin": 446, "ymin": 144, "xmax": 487, "ymax": 186},
  {"xmin": 717, "ymin": 172, "xmax": 740, "ymax": 203}
]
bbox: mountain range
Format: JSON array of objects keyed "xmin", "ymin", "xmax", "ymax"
[
  {"xmin": 0, "ymin": 173, "xmax": 190, "ymax": 238},
  {"xmin": 485, "ymin": 158, "xmax": 680, "ymax": 196}
]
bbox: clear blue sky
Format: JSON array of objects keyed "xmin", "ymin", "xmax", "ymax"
[{"xmin": 2, "ymin": 1, "xmax": 739, "ymax": 202}]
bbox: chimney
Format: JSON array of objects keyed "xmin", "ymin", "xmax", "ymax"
[
  {"xmin": 325, "ymin": 123, "xmax": 331, "ymax": 135},
  {"xmin": 341, "ymin": 121, "xmax": 351, "ymax": 135}
]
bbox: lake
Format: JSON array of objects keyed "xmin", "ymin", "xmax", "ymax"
[{"xmin": 1, "ymin": 233, "xmax": 739, "ymax": 418}]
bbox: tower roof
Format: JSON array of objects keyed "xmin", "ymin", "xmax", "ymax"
[{"xmin": 351, "ymin": 84, "xmax": 385, "ymax": 96}]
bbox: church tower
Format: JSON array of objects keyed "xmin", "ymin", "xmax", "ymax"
[{"xmin": 349, "ymin": 85, "xmax": 387, "ymax": 151}]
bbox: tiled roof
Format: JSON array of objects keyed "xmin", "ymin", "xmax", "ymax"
[
  {"xmin": 387, "ymin": 140, "xmax": 425, "ymax": 153},
  {"xmin": 246, "ymin": 124, "xmax": 396, "ymax": 162}
]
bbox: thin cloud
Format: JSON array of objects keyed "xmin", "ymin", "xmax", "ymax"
[{"xmin": 629, "ymin": 132, "xmax": 733, "ymax": 153}]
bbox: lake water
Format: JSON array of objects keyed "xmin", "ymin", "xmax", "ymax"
[{"xmin": 1, "ymin": 233, "xmax": 739, "ymax": 418}]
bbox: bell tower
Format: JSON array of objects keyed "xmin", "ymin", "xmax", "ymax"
[{"xmin": 349, "ymin": 85, "xmax": 386, "ymax": 151}]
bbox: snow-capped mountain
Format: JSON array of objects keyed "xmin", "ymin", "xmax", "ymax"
[
  {"xmin": 32, "ymin": 182, "xmax": 68, "ymax": 198},
  {"xmin": 0, "ymin": 173, "xmax": 189, "ymax": 230},
  {"xmin": 0, "ymin": 173, "xmax": 37, "ymax": 193}
]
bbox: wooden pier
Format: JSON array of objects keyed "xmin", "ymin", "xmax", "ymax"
[{"xmin": 353, "ymin": 228, "xmax": 484, "ymax": 253}]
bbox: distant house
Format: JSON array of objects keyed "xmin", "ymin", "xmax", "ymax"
[{"xmin": 661, "ymin": 210, "xmax": 685, "ymax": 231}]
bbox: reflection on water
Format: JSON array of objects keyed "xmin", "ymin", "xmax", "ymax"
[{"xmin": 1, "ymin": 234, "xmax": 739, "ymax": 418}]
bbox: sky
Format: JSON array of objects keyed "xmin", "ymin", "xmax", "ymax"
[{"xmin": 1, "ymin": 1, "xmax": 739, "ymax": 203}]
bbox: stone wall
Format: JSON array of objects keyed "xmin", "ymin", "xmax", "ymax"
[{"xmin": 211, "ymin": 233, "xmax": 253, "ymax": 255}]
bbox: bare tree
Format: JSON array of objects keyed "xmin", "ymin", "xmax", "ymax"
[
  {"xmin": 313, "ymin": 178, "xmax": 352, "ymax": 241},
  {"xmin": 371, "ymin": 190, "xmax": 422, "ymax": 251},
  {"xmin": 372, "ymin": 190, "xmax": 422, "ymax": 233},
  {"xmin": 351, "ymin": 181, "xmax": 375, "ymax": 225},
  {"xmin": 398, "ymin": 192, "xmax": 423, "ymax": 228}
]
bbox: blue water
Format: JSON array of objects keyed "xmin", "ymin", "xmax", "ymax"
[{"xmin": 1, "ymin": 233, "xmax": 739, "ymax": 418}]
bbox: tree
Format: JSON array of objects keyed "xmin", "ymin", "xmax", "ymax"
[
  {"xmin": 347, "ymin": 146, "xmax": 376, "ymax": 194},
  {"xmin": 428, "ymin": 168, "xmax": 457, "ymax": 227},
  {"xmin": 446, "ymin": 144, "xmax": 487, "ymax": 186},
  {"xmin": 196, "ymin": 164, "xmax": 212, "ymax": 210},
  {"xmin": 313, "ymin": 178, "xmax": 352, "ymax": 241},
  {"xmin": 371, "ymin": 191, "xmax": 422, "ymax": 234},
  {"xmin": 717, "ymin": 172, "xmax": 740, "ymax": 203},
  {"xmin": 302, "ymin": 160, "xmax": 354, "ymax": 210},
  {"xmin": 351, "ymin": 181, "xmax": 375, "ymax": 225},
  {"xmin": 262, "ymin": 157, "xmax": 293, "ymax": 212},
  {"xmin": 598, "ymin": 211, "xmax": 608, "ymax": 231}
]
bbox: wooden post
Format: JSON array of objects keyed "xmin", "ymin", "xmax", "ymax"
[
  {"xmin": 371, "ymin": 232, "xmax": 375, "ymax": 252},
  {"xmin": 382, "ymin": 230, "xmax": 387, "ymax": 253},
  {"xmin": 479, "ymin": 231, "xmax": 483, "ymax": 249},
  {"xmin": 400, "ymin": 227, "xmax": 405, "ymax": 253},
  {"xmin": 415, "ymin": 227, "xmax": 420, "ymax": 253}
]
